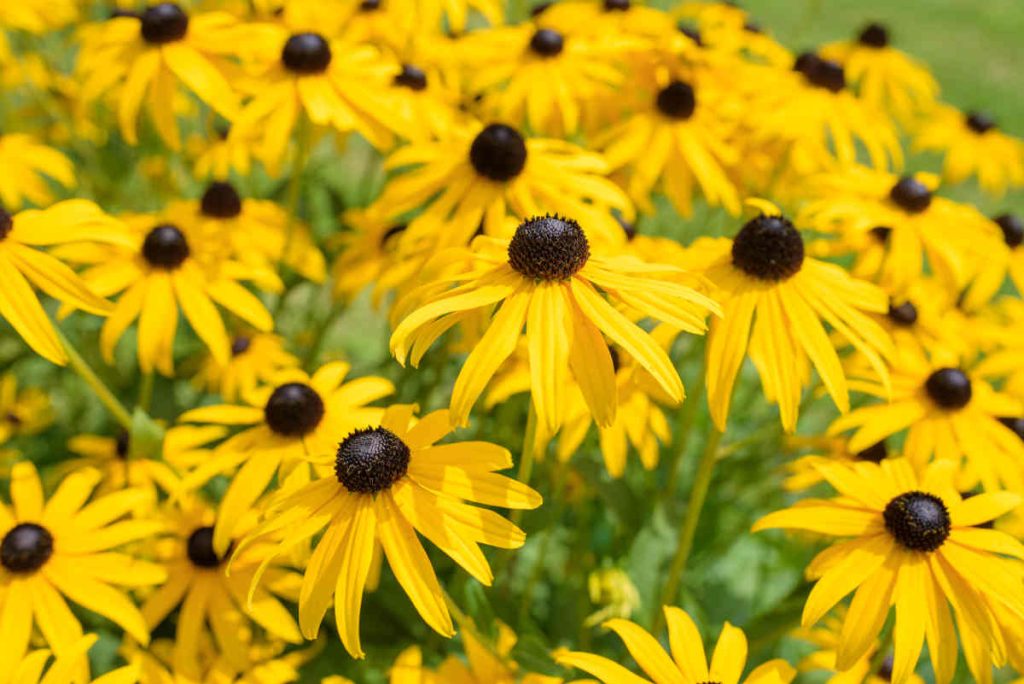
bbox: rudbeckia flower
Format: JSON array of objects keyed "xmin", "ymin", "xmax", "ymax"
[
  {"xmin": 0, "ymin": 0, "xmax": 75, "ymax": 32},
  {"xmin": 829, "ymin": 345, "xmax": 1024, "ymax": 492},
  {"xmin": 754, "ymin": 458, "xmax": 1024, "ymax": 684},
  {"xmin": 556, "ymin": 605, "xmax": 796, "ymax": 684},
  {"xmin": 140, "ymin": 497, "xmax": 302, "ymax": 677},
  {"xmin": 330, "ymin": 211, "xmax": 421, "ymax": 304},
  {"xmin": 123, "ymin": 634, "xmax": 315, "ymax": 683},
  {"xmin": 0, "ymin": 201, "xmax": 128, "ymax": 366},
  {"xmin": 0, "ymin": 374, "xmax": 51, "ymax": 445},
  {"xmin": 194, "ymin": 331, "xmax": 299, "ymax": 403},
  {"xmin": 77, "ymin": 3, "xmax": 243, "ymax": 150},
  {"xmin": 820, "ymin": 23, "xmax": 939, "ymax": 124},
  {"xmin": 391, "ymin": 215, "xmax": 720, "ymax": 432},
  {"xmin": 783, "ymin": 436, "xmax": 890, "ymax": 493},
  {"xmin": 693, "ymin": 202, "xmax": 893, "ymax": 432},
  {"xmin": 914, "ymin": 104, "xmax": 1024, "ymax": 197},
  {"xmin": 365, "ymin": 120, "xmax": 634, "ymax": 252},
  {"xmin": 235, "ymin": 405, "xmax": 542, "ymax": 658},
  {"xmin": 179, "ymin": 361, "xmax": 393, "ymax": 554},
  {"xmin": 0, "ymin": 133, "xmax": 75, "ymax": 210},
  {"xmin": 975, "ymin": 295, "xmax": 1024, "ymax": 399},
  {"xmin": 12, "ymin": 634, "xmax": 138, "ymax": 684},
  {"xmin": 963, "ymin": 213, "xmax": 1024, "ymax": 310},
  {"xmin": 189, "ymin": 124, "xmax": 261, "ymax": 180},
  {"xmin": 0, "ymin": 462, "xmax": 164, "ymax": 672},
  {"xmin": 417, "ymin": 0, "xmax": 503, "ymax": 34},
  {"xmin": 60, "ymin": 430, "xmax": 181, "ymax": 497}
]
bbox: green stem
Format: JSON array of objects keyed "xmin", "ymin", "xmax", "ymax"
[
  {"xmin": 655, "ymin": 424, "xmax": 724, "ymax": 630},
  {"xmin": 55, "ymin": 327, "xmax": 133, "ymax": 431},
  {"xmin": 510, "ymin": 403, "xmax": 540, "ymax": 529},
  {"xmin": 273, "ymin": 114, "xmax": 312, "ymax": 316},
  {"xmin": 518, "ymin": 458, "xmax": 568, "ymax": 625},
  {"xmin": 660, "ymin": 347, "xmax": 707, "ymax": 504},
  {"xmin": 138, "ymin": 371, "xmax": 154, "ymax": 413}
]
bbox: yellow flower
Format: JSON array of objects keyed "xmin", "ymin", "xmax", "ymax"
[
  {"xmin": 0, "ymin": 461, "xmax": 165, "ymax": 673},
  {"xmin": 13, "ymin": 634, "xmax": 138, "ymax": 684},
  {"xmin": 125, "ymin": 634, "xmax": 316, "ymax": 684},
  {"xmin": 179, "ymin": 361, "xmax": 393, "ymax": 555},
  {"xmin": 963, "ymin": 213, "xmax": 1024, "ymax": 310},
  {"xmin": 189, "ymin": 124, "xmax": 261, "ymax": 180},
  {"xmin": 0, "ymin": 374, "xmax": 52, "ymax": 445},
  {"xmin": 417, "ymin": 0, "xmax": 503, "ymax": 35},
  {"xmin": 0, "ymin": 0, "xmax": 76, "ymax": 32},
  {"xmin": 60, "ymin": 431, "xmax": 182, "ymax": 498},
  {"xmin": 754, "ymin": 458, "xmax": 1024, "ymax": 684},
  {"xmin": 0, "ymin": 133, "xmax": 74, "ymax": 210},
  {"xmin": 235, "ymin": 405, "xmax": 542, "ymax": 658},
  {"xmin": 329, "ymin": 210, "xmax": 421, "ymax": 304},
  {"xmin": 194, "ymin": 332, "xmax": 300, "ymax": 403},
  {"xmin": 556, "ymin": 605, "xmax": 796, "ymax": 684},
  {"xmin": 783, "ymin": 436, "xmax": 888, "ymax": 493},
  {"xmin": 77, "ymin": 4, "xmax": 243, "ymax": 149},
  {"xmin": 0, "ymin": 201, "xmax": 128, "ymax": 365},
  {"xmin": 391, "ymin": 215, "xmax": 719, "ymax": 433}
]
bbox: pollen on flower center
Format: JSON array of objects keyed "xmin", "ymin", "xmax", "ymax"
[
  {"xmin": 889, "ymin": 176, "xmax": 932, "ymax": 213},
  {"xmin": 995, "ymin": 214, "xmax": 1023, "ymax": 248},
  {"xmin": 731, "ymin": 214, "xmax": 805, "ymax": 281},
  {"xmin": 0, "ymin": 209, "xmax": 12, "ymax": 240},
  {"xmin": 469, "ymin": 123, "xmax": 528, "ymax": 182},
  {"xmin": 883, "ymin": 491, "xmax": 951, "ymax": 551},
  {"xmin": 394, "ymin": 64, "xmax": 428, "ymax": 91},
  {"xmin": 530, "ymin": 28, "xmax": 564, "ymax": 57},
  {"xmin": 263, "ymin": 382, "xmax": 325, "ymax": 437},
  {"xmin": 140, "ymin": 3, "xmax": 189, "ymax": 44},
  {"xmin": 794, "ymin": 52, "xmax": 846, "ymax": 92},
  {"xmin": 186, "ymin": 526, "xmax": 229, "ymax": 568},
  {"xmin": 858, "ymin": 22, "xmax": 889, "ymax": 48},
  {"xmin": 142, "ymin": 224, "xmax": 190, "ymax": 269},
  {"xmin": 656, "ymin": 81, "xmax": 696, "ymax": 120},
  {"xmin": 925, "ymin": 368, "xmax": 972, "ymax": 410},
  {"xmin": 887, "ymin": 300, "xmax": 918, "ymax": 326},
  {"xmin": 1, "ymin": 522, "xmax": 54, "ymax": 573},
  {"xmin": 334, "ymin": 426, "xmax": 411, "ymax": 493},
  {"xmin": 508, "ymin": 215, "xmax": 590, "ymax": 281},
  {"xmin": 282, "ymin": 33, "xmax": 332, "ymax": 74},
  {"xmin": 200, "ymin": 181, "xmax": 242, "ymax": 219},
  {"xmin": 965, "ymin": 111, "xmax": 996, "ymax": 135}
]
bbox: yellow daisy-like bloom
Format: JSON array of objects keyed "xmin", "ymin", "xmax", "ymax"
[
  {"xmin": 595, "ymin": 73, "xmax": 740, "ymax": 216},
  {"xmin": 12, "ymin": 634, "xmax": 138, "ymax": 684},
  {"xmin": 140, "ymin": 497, "xmax": 302, "ymax": 678},
  {"xmin": 194, "ymin": 332, "xmax": 300, "ymax": 403},
  {"xmin": 975, "ymin": 295, "xmax": 1024, "ymax": 399},
  {"xmin": 366, "ymin": 120, "xmax": 634, "ymax": 252},
  {"xmin": 829, "ymin": 345, "xmax": 1024, "ymax": 492},
  {"xmin": 179, "ymin": 361, "xmax": 393, "ymax": 555},
  {"xmin": 556, "ymin": 605, "xmax": 796, "ymax": 684},
  {"xmin": 0, "ymin": 374, "xmax": 52, "ymax": 445},
  {"xmin": 963, "ymin": 213, "xmax": 1024, "ymax": 310},
  {"xmin": 695, "ymin": 202, "xmax": 893, "ymax": 433},
  {"xmin": 0, "ymin": 201, "xmax": 129, "ymax": 365},
  {"xmin": 330, "ymin": 211, "xmax": 421, "ymax": 304},
  {"xmin": 67, "ymin": 210, "xmax": 275, "ymax": 375},
  {"xmin": 417, "ymin": 0, "xmax": 503, "ymax": 34},
  {"xmin": 77, "ymin": 3, "xmax": 242, "ymax": 150},
  {"xmin": 0, "ymin": 0, "xmax": 75, "ymax": 32},
  {"xmin": 820, "ymin": 23, "xmax": 939, "ymax": 124},
  {"xmin": 236, "ymin": 404, "xmax": 542, "ymax": 658},
  {"xmin": 0, "ymin": 461, "xmax": 165, "ymax": 672},
  {"xmin": 914, "ymin": 104, "xmax": 1024, "ymax": 197},
  {"xmin": 391, "ymin": 215, "xmax": 720, "ymax": 432},
  {"xmin": 126, "ymin": 635, "xmax": 314, "ymax": 684},
  {"xmin": 754, "ymin": 458, "xmax": 1024, "ymax": 684},
  {"xmin": 0, "ymin": 134, "xmax": 74, "ymax": 210},
  {"xmin": 60, "ymin": 430, "xmax": 181, "ymax": 497},
  {"xmin": 783, "ymin": 436, "xmax": 889, "ymax": 493},
  {"xmin": 189, "ymin": 124, "xmax": 261, "ymax": 180}
]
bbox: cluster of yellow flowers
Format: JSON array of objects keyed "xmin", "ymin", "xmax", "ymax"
[{"xmin": 0, "ymin": 0, "xmax": 1023, "ymax": 682}]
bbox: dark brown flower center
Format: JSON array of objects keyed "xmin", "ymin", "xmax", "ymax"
[
  {"xmin": 857, "ymin": 22, "xmax": 889, "ymax": 48},
  {"xmin": 394, "ymin": 64, "xmax": 427, "ymax": 91},
  {"xmin": 998, "ymin": 417, "xmax": 1024, "ymax": 441},
  {"xmin": 965, "ymin": 111, "xmax": 996, "ymax": 135},
  {"xmin": 731, "ymin": 214, "xmax": 805, "ymax": 281},
  {"xmin": 794, "ymin": 52, "xmax": 846, "ymax": 92},
  {"xmin": 889, "ymin": 176, "xmax": 932, "ymax": 214},
  {"xmin": 869, "ymin": 226, "xmax": 892, "ymax": 244},
  {"xmin": 856, "ymin": 440, "xmax": 887, "ymax": 463},
  {"xmin": 142, "ymin": 224, "xmax": 190, "ymax": 269},
  {"xmin": 140, "ymin": 3, "xmax": 188, "ymax": 44},
  {"xmin": 469, "ymin": 124, "xmax": 528, "ymax": 182},
  {"xmin": 335, "ymin": 427, "xmax": 410, "ymax": 493},
  {"xmin": 0, "ymin": 209, "xmax": 11, "ymax": 241},
  {"xmin": 883, "ymin": 491, "xmax": 950, "ymax": 551},
  {"xmin": 604, "ymin": 0, "xmax": 630, "ymax": 10},
  {"xmin": 508, "ymin": 215, "xmax": 590, "ymax": 281},
  {"xmin": 186, "ymin": 526, "xmax": 229, "ymax": 568},
  {"xmin": 656, "ymin": 81, "xmax": 696, "ymax": 120},
  {"xmin": 116, "ymin": 429, "xmax": 130, "ymax": 458},
  {"xmin": 887, "ymin": 300, "xmax": 918, "ymax": 326},
  {"xmin": 264, "ymin": 382, "xmax": 325, "ymax": 437},
  {"xmin": 1, "ymin": 523, "xmax": 54, "ymax": 573},
  {"xmin": 282, "ymin": 33, "xmax": 331, "ymax": 74},
  {"xmin": 200, "ymin": 181, "xmax": 242, "ymax": 219},
  {"xmin": 530, "ymin": 29, "xmax": 564, "ymax": 57},
  {"xmin": 995, "ymin": 214, "xmax": 1023, "ymax": 248},
  {"xmin": 924, "ymin": 368, "xmax": 972, "ymax": 410},
  {"xmin": 230, "ymin": 336, "xmax": 251, "ymax": 356}
]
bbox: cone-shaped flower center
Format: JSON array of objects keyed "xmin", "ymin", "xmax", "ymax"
[
  {"xmin": 230, "ymin": 336, "xmax": 251, "ymax": 356},
  {"xmin": 0, "ymin": 209, "xmax": 11, "ymax": 241},
  {"xmin": 887, "ymin": 300, "xmax": 918, "ymax": 326},
  {"xmin": 995, "ymin": 214, "xmax": 1023, "ymax": 248},
  {"xmin": 200, "ymin": 181, "xmax": 242, "ymax": 219},
  {"xmin": 186, "ymin": 526, "xmax": 228, "ymax": 568},
  {"xmin": 965, "ymin": 111, "xmax": 996, "ymax": 135},
  {"xmin": 731, "ymin": 214, "xmax": 805, "ymax": 281},
  {"xmin": 1, "ymin": 523, "xmax": 54, "ymax": 573},
  {"xmin": 856, "ymin": 441, "xmax": 887, "ymax": 463},
  {"xmin": 142, "ymin": 224, "xmax": 190, "ymax": 269},
  {"xmin": 794, "ymin": 53, "xmax": 846, "ymax": 92},
  {"xmin": 141, "ymin": 3, "xmax": 188, "ymax": 44},
  {"xmin": 335, "ymin": 426, "xmax": 411, "ymax": 493},
  {"xmin": 656, "ymin": 81, "xmax": 696, "ymax": 120},
  {"xmin": 925, "ymin": 368, "xmax": 972, "ymax": 410},
  {"xmin": 889, "ymin": 176, "xmax": 932, "ymax": 213},
  {"xmin": 394, "ymin": 64, "xmax": 428, "ymax": 91},
  {"xmin": 869, "ymin": 226, "xmax": 892, "ymax": 244},
  {"xmin": 469, "ymin": 124, "xmax": 528, "ymax": 181},
  {"xmin": 508, "ymin": 215, "xmax": 590, "ymax": 281},
  {"xmin": 530, "ymin": 29, "xmax": 564, "ymax": 57},
  {"xmin": 264, "ymin": 382, "xmax": 325, "ymax": 437},
  {"xmin": 116, "ymin": 429, "xmax": 130, "ymax": 459},
  {"xmin": 883, "ymin": 491, "xmax": 950, "ymax": 551},
  {"xmin": 282, "ymin": 33, "xmax": 332, "ymax": 74},
  {"xmin": 858, "ymin": 22, "xmax": 889, "ymax": 48}
]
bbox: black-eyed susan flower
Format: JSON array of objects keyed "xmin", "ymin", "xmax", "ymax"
[
  {"xmin": 829, "ymin": 345, "xmax": 1024, "ymax": 492},
  {"xmin": 754, "ymin": 458, "xmax": 1024, "ymax": 684},
  {"xmin": 123, "ymin": 634, "xmax": 314, "ymax": 683},
  {"xmin": 60, "ymin": 430, "xmax": 181, "ymax": 497},
  {"xmin": 0, "ymin": 133, "xmax": 75, "ymax": 210},
  {"xmin": 0, "ymin": 374, "xmax": 52, "ymax": 445},
  {"xmin": 692, "ymin": 202, "xmax": 892, "ymax": 433},
  {"xmin": 556, "ymin": 605, "xmax": 796, "ymax": 684},
  {"xmin": 0, "ymin": 0, "xmax": 75, "ymax": 32},
  {"xmin": 963, "ymin": 213, "xmax": 1024, "ymax": 310},
  {"xmin": 783, "ymin": 436, "xmax": 889, "ymax": 493},
  {"xmin": 189, "ymin": 124, "xmax": 261, "ymax": 180},
  {"xmin": 12, "ymin": 634, "xmax": 138, "ymax": 684},
  {"xmin": 330, "ymin": 210, "xmax": 421, "ymax": 304},
  {"xmin": 914, "ymin": 104, "xmax": 1024, "ymax": 197},
  {"xmin": 179, "ymin": 361, "xmax": 393, "ymax": 554},
  {"xmin": 77, "ymin": 3, "xmax": 243, "ymax": 149},
  {"xmin": 194, "ymin": 332, "xmax": 299, "ymax": 403},
  {"xmin": 418, "ymin": 0, "xmax": 503, "ymax": 34},
  {"xmin": 0, "ymin": 201, "xmax": 129, "ymax": 365},
  {"xmin": 975, "ymin": 295, "xmax": 1024, "ymax": 399},
  {"xmin": 0, "ymin": 461, "xmax": 164, "ymax": 672},
  {"xmin": 391, "ymin": 215, "xmax": 720, "ymax": 432},
  {"xmin": 140, "ymin": 496, "xmax": 302, "ymax": 678},
  {"xmin": 236, "ymin": 405, "xmax": 542, "ymax": 658},
  {"xmin": 820, "ymin": 23, "xmax": 939, "ymax": 124}
]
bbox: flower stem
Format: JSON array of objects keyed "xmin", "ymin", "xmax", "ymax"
[
  {"xmin": 518, "ymin": 458, "xmax": 568, "ymax": 625},
  {"xmin": 55, "ymin": 327, "xmax": 133, "ymax": 431},
  {"xmin": 138, "ymin": 371, "xmax": 154, "ymax": 413},
  {"xmin": 660, "ymin": 345, "xmax": 707, "ymax": 503},
  {"xmin": 273, "ymin": 113, "xmax": 312, "ymax": 316}
]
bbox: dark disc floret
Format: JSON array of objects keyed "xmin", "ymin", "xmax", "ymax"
[
  {"xmin": 869, "ymin": 226, "xmax": 892, "ymax": 244},
  {"xmin": 887, "ymin": 300, "xmax": 918, "ymax": 326},
  {"xmin": 282, "ymin": 33, "xmax": 332, "ymax": 74},
  {"xmin": 883, "ymin": 491, "xmax": 951, "ymax": 551},
  {"xmin": 1, "ymin": 523, "xmax": 54, "ymax": 573},
  {"xmin": 794, "ymin": 52, "xmax": 846, "ymax": 92},
  {"xmin": 263, "ymin": 382, "xmax": 325, "ymax": 437},
  {"xmin": 856, "ymin": 440, "xmax": 888, "ymax": 463},
  {"xmin": 998, "ymin": 417, "xmax": 1024, "ymax": 441},
  {"xmin": 995, "ymin": 214, "xmax": 1023, "ymax": 248},
  {"xmin": 334, "ymin": 426, "xmax": 410, "ymax": 493},
  {"xmin": 508, "ymin": 215, "xmax": 590, "ymax": 281},
  {"xmin": 469, "ymin": 124, "xmax": 528, "ymax": 182},
  {"xmin": 529, "ymin": 28, "xmax": 564, "ymax": 57},
  {"xmin": 142, "ymin": 224, "xmax": 190, "ymax": 269},
  {"xmin": 858, "ymin": 22, "xmax": 889, "ymax": 48},
  {"xmin": 360, "ymin": 0, "xmax": 380, "ymax": 9},
  {"xmin": 186, "ymin": 526, "xmax": 229, "ymax": 568},
  {"xmin": 656, "ymin": 81, "xmax": 696, "ymax": 120},
  {"xmin": 604, "ymin": 0, "xmax": 630, "ymax": 10},
  {"xmin": 925, "ymin": 368, "xmax": 972, "ymax": 410},
  {"xmin": 0, "ymin": 209, "xmax": 12, "ymax": 240},
  {"xmin": 230, "ymin": 336, "xmax": 251, "ymax": 356},
  {"xmin": 965, "ymin": 111, "xmax": 996, "ymax": 135},
  {"xmin": 731, "ymin": 214, "xmax": 805, "ymax": 281},
  {"xmin": 394, "ymin": 64, "xmax": 428, "ymax": 91},
  {"xmin": 200, "ymin": 181, "xmax": 242, "ymax": 219},
  {"xmin": 889, "ymin": 176, "xmax": 932, "ymax": 213},
  {"xmin": 140, "ymin": 3, "xmax": 189, "ymax": 44},
  {"xmin": 116, "ymin": 429, "xmax": 130, "ymax": 459}
]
